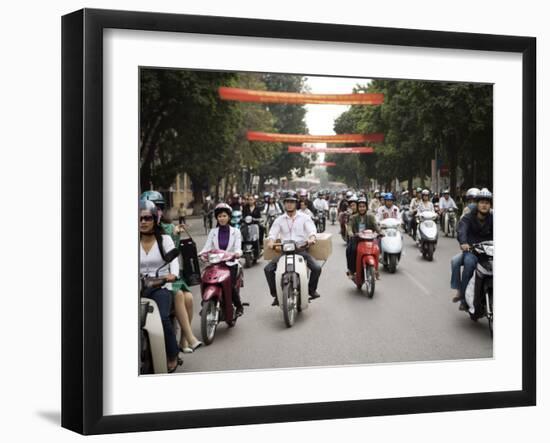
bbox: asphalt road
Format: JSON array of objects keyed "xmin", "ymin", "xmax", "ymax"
[{"xmin": 173, "ymin": 216, "xmax": 492, "ymax": 373}]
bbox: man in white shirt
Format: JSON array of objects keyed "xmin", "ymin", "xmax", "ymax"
[
  {"xmin": 438, "ymin": 189, "xmax": 458, "ymax": 230},
  {"xmin": 264, "ymin": 190, "xmax": 321, "ymax": 305},
  {"xmin": 313, "ymin": 191, "xmax": 329, "ymax": 213},
  {"xmin": 375, "ymin": 192, "xmax": 401, "ymax": 222}
]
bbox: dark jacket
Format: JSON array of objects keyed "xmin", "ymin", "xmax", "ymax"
[
  {"xmin": 457, "ymin": 208, "xmax": 493, "ymax": 245},
  {"xmin": 242, "ymin": 205, "xmax": 262, "ymax": 219}
]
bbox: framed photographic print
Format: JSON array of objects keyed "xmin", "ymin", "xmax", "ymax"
[{"xmin": 62, "ymin": 8, "xmax": 536, "ymax": 435}]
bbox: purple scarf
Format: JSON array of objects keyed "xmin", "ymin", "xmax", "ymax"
[{"xmin": 218, "ymin": 225, "xmax": 230, "ymax": 250}]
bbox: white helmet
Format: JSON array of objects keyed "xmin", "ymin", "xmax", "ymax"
[
  {"xmin": 476, "ymin": 188, "xmax": 493, "ymax": 202},
  {"xmin": 465, "ymin": 187, "xmax": 480, "ymax": 199},
  {"xmin": 421, "ymin": 189, "xmax": 430, "ymax": 196}
]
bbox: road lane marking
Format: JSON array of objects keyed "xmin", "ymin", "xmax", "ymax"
[{"xmin": 401, "ymin": 268, "xmax": 432, "ymax": 297}]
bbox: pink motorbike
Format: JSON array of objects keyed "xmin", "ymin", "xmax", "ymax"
[{"xmin": 199, "ymin": 249, "xmax": 245, "ymax": 345}]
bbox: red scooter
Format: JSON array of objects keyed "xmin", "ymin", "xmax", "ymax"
[
  {"xmin": 199, "ymin": 249, "xmax": 245, "ymax": 345},
  {"xmin": 353, "ymin": 229, "xmax": 381, "ymax": 297}
]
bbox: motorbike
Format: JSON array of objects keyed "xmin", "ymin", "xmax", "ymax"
[
  {"xmin": 352, "ymin": 229, "xmax": 381, "ymax": 297},
  {"xmin": 379, "ymin": 218, "xmax": 403, "ymax": 273},
  {"xmin": 464, "ymin": 241, "xmax": 494, "ymax": 337},
  {"xmin": 329, "ymin": 204, "xmax": 338, "ymax": 225},
  {"xmin": 241, "ymin": 215, "xmax": 262, "ymax": 268},
  {"xmin": 442, "ymin": 207, "xmax": 458, "ymax": 237},
  {"xmin": 401, "ymin": 204, "xmax": 412, "ymax": 235},
  {"xmin": 230, "ymin": 209, "xmax": 243, "ymax": 229},
  {"xmin": 273, "ymin": 240, "xmax": 311, "ymax": 327},
  {"xmin": 139, "ymin": 248, "xmax": 181, "ymax": 375},
  {"xmin": 315, "ymin": 209, "xmax": 326, "ymax": 233},
  {"xmin": 415, "ymin": 210, "xmax": 438, "ymax": 261},
  {"xmin": 199, "ymin": 249, "xmax": 246, "ymax": 345}
]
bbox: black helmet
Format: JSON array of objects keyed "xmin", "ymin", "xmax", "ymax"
[{"xmin": 283, "ymin": 190, "xmax": 298, "ymax": 202}]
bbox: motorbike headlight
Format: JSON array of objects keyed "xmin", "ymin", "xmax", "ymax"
[
  {"xmin": 424, "ymin": 221, "xmax": 434, "ymax": 228},
  {"xmin": 244, "ymin": 216, "xmax": 252, "ymax": 223},
  {"xmin": 283, "ymin": 243, "xmax": 296, "ymax": 252},
  {"xmin": 208, "ymin": 253, "xmax": 223, "ymax": 264},
  {"xmin": 484, "ymin": 245, "xmax": 494, "ymax": 256},
  {"xmin": 386, "ymin": 230, "xmax": 397, "ymax": 237}
]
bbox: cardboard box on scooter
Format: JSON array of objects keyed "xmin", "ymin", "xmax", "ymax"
[{"xmin": 263, "ymin": 233, "xmax": 332, "ymax": 261}]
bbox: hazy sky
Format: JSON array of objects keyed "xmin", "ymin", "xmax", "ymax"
[{"xmin": 302, "ymin": 75, "xmax": 371, "ymax": 162}]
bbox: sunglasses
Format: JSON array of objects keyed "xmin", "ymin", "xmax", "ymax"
[{"xmin": 140, "ymin": 215, "xmax": 154, "ymax": 222}]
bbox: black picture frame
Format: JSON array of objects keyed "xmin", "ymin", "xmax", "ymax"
[{"xmin": 62, "ymin": 8, "xmax": 536, "ymax": 435}]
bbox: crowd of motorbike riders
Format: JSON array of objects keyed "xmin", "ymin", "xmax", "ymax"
[{"xmin": 139, "ymin": 184, "xmax": 493, "ymax": 372}]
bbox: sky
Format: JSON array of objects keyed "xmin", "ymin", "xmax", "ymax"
[{"xmin": 302, "ymin": 75, "xmax": 372, "ymax": 163}]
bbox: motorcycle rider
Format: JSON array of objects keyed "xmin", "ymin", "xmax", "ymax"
[
  {"xmin": 348, "ymin": 194, "xmax": 359, "ymax": 216},
  {"xmin": 376, "ymin": 192, "xmax": 401, "ymax": 222},
  {"xmin": 313, "ymin": 191, "xmax": 329, "ymax": 213},
  {"xmin": 410, "ymin": 189, "xmax": 434, "ymax": 239},
  {"xmin": 453, "ymin": 188, "xmax": 493, "ymax": 310},
  {"xmin": 346, "ymin": 197, "xmax": 381, "ymax": 280},
  {"xmin": 298, "ymin": 188, "xmax": 316, "ymax": 214},
  {"xmin": 263, "ymin": 193, "xmax": 283, "ymax": 218},
  {"xmin": 339, "ymin": 191, "xmax": 352, "ymax": 213},
  {"xmin": 199, "ymin": 203, "xmax": 245, "ymax": 316},
  {"xmin": 461, "ymin": 187, "xmax": 480, "ymax": 218},
  {"xmin": 369, "ymin": 190, "xmax": 382, "ymax": 213},
  {"xmin": 399, "ymin": 190, "xmax": 410, "ymax": 206},
  {"xmin": 229, "ymin": 193, "xmax": 242, "ymax": 212},
  {"xmin": 202, "ymin": 195, "xmax": 215, "ymax": 230},
  {"xmin": 243, "ymin": 194, "xmax": 265, "ymax": 247},
  {"xmin": 299, "ymin": 199, "xmax": 315, "ymax": 219},
  {"xmin": 264, "ymin": 190, "xmax": 321, "ymax": 305},
  {"xmin": 438, "ymin": 189, "xmax": 458, "ymax": 230}
]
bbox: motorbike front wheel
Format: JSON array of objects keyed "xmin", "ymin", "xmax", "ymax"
[
  {"xmin": 388, "ymin": 254, "xmax": 397, "ymax": 273},
  {"xmin": 424, "ymin": 243, "xmax": 434, "ymax": 261},
  {"xmin": 486, "ymin": 289, "xmax": 493, "ymax": 338},
  {"xmin": 244, "ymin": 253, "xmax": 253, "ymax": 268},
  {"xmin": 282, "ymin": 283, "xmax": 297, "ymax": 328},
  {"xmin": 365, "ymin": 265, "xmax": 375, "ymax": 298},
  {"xmin": 201, "ymin": 299, "xmax": 219, "ymax": 345}
]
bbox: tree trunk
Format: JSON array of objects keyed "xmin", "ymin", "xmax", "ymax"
[
  {"xmin": 447, "ymin": 134, "xmax": 458, "ymax": 197},
  {"xmin": 407, "ymin": 175, "xmax": 413, "ymax": 193}
]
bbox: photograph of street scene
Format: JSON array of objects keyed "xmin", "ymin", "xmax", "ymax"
[{"xmin": 138, "ymin": 67, "xmax": 493, "ymax": 375}]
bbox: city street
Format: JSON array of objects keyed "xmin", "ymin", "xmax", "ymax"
[{"xmin": 174, "ymin": 216, "xmax": 493, "ymax": 373}]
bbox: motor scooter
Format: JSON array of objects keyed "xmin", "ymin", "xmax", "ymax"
[
  {"xmin": 329, "ymin": 204, "xmax": 338, "ymax": 225},
  {"xmin": 241, "ymin": 215, "xmax": 262, "ymax": 268},
  {"xmin": 199, "ymin": 249, "xmax": 246, "ymax": 345},
  {"xmin": 442, "ymin": 207, "xmax": 458, "ymax": 237},
  {"xmin": 401, "ymin": 204, "xmax": 412, "ymax": 235},
  {"xmin": 352, "ymin": 229, "xmax": 381, "ymax": 297},
  {"xmin": 464, "ymin": 241, "xmax": 494, "ymax": 337},
  {"xmin": 415, "ymin": 210, "xmax": 438, "ymax": 261},
  {"xmin": 273, "ymin": 240, "xmax": 311, "ymax": 327},
  {"xmin": 316, "ymin": 209, "xmax": 326, "ymax": 233},
  {"xmin": 140, "ymin": 248, "xmax": 182, "ymax": 374},
  {"xmin": 379, "ymin": 218, "xmax": 403, "ymax": 273}
]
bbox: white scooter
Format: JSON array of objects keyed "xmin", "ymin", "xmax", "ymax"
[
  {"xmin": 274, "ymin": 240, "xmax": 310, "ymax": 327},
  {"xmin": 442, "ymin": 208, "xmax": 458, "ymax": 237},
  {"xmin": 140, "ymin": 248, "xmax": 181, "ymax": 374},
  {"xmin": 416, "ymin": 210, "xmax": 438, "ymax": 261},
  {"xmin": 379, "ymin": 218, "xmax": 403, "ymax": 273}
]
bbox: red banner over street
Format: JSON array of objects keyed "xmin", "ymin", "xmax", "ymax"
[
  {"xmin": 288, "ymin": 146, "xmax": 374, "ymax": 154},
  {"xmin": 220, "ymin": 87, "xmax": 384, "ymax": 105},
  {"xmin": 311, "ymin": 162, "xmax": 337, "ymax": 166},
  {"xmin": 248, "ymin": 131, "xmax": 384, "ymax": 143}
]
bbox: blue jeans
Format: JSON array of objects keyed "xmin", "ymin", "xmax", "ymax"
[
  {"xmin": 450, "ymin": 253, "xmax": 463, "ymax": 290},
  {"xmin": 460, "ymin": 252, "xmax": 478, "ymax": 298},
  {"xmin": 143, "ymin": 287, "xmax": 178, "ymax": 359}
]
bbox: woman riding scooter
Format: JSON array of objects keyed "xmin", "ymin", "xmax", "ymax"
[
  {"xmin": 346, "ymin": 197, "xmax": 381, "ymax": 280},
  {"xmin": 199, "ymin": 203, "xmax": 245, "ymax": 316},
  {"xmin": 140, "ymin": 200, "xmax": 203, "ymax": 371}
]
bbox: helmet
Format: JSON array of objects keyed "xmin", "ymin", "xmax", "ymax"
[
  {"xmin": 348, "ymin": 194, "xmax": 358, "ymax": 203},
  {"xmin": 283, "ymin": 190, "xmax": 298, "ymax": 202},
  {"xmin": 214, "ymin": 203, "xmax": 232, "ymax": 218},
  {"xmin": 443, "ymin": 189, "xmax": 450, "ymax": 195},
  {"xmin": 475, "ymin": 188, "xmax": 493, "ymax": 202},
  {"xmin": 466, "ymin": 187, "xmax": 480, "ymax": 199},
  {"xmin": 232, "ymin": 193, "xmax": 240, "ymax": 199},
  {"xmin": 421, "ymin": 189, "xmax": 430, "ymax": 196},
  {"xmin": 345, "ymin": 191, "xmax": 353, "ymax": 199},
  {"xmin": 140, "ymin": 190, "xmax": 165, "ymax": 209},
  {"xmin": 402, "ymin": 190, "xmax": 408, "ymax": 195},
  {"xmin": 263, "ymin": 192, "xmax": 270, "ymax": 197},
  {"xmin": 416, "ymin": 187, "xmax": 423, "ymax": 193},
  {"xmin": 385, "ymin": 192, "xmax": 395, "ymax": 201},
  {"xmin": 298, "ymin": 188, "xmax": 308, "ymax": 198},
  {"xmin": 357, "ymin": 197, "xmax": 368, "ymax": 205},
  {"xmin": 139, "ymin": 199, "xmax": 159, "ymax": 224}
]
